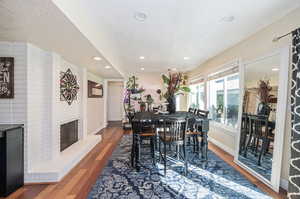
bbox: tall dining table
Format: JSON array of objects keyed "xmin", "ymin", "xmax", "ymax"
[{"xmin": 131, "ymin": 111, "xmax": 210, "ymax": 170}]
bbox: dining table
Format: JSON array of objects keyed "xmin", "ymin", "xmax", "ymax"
[{"xmin": 131, "ymin": 111, "xmax": 210, "ymax": 170}]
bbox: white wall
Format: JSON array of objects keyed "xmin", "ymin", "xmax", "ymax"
[
  {"xmin": 107, "ymin": 81, "xmax": 123, "ymax": 121},
  {"xmin": 87, "ymin": 72, "xmax": 105, "ymax": 134}
]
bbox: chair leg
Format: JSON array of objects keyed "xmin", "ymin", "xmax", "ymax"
[
  {"xmin": 131, "ymin": 134, "xmax": 135, "ymax": 168},
  {"xmin": 158, "ymin": 138, "xmax": 161, "ymax": 162},
  {"xmin": 184, "ymin": 144, "xmax": 188, "ymax": 176},
  {"xmin": 176, "ymin": 144, "xmax": 179, "ymax": 160},
  {"xmin": 264, "ymin": 139, "xmax": 270, "ymax": 155},
  {"xmin": 255, "ymin": 137, "xmax": 260, "ymax": 157},
  {"xmin": 244, "ymin": 132, "xmax": 253, "ymax": 158},
  {"xmin": 258, "ymin": 137, "xmax": 268, "ymax": 166},
  {"xmin": 204, "ymin": 134, "xmax": 208, "ymax": 160},
  {"xmin": 164, "ymin": 142, "xmax": 167, "ymax": 176},
  {"xmin": 136, "ymin": 135, "xmax": 140, "ymax": 171},
  {"xmin": 201, "ymin": 134, "xmax": 204, "ymax": 159},
  {"xmin": 151, "ymin": 137, "xmax": 155, "ymax": 165}
]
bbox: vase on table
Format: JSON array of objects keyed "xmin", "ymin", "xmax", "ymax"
[{"xmin": 167, "ymin": 95, "xmax": 176, "ymax": 114}]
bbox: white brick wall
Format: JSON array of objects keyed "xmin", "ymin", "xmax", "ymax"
[
  {"xmin": 0, "ymin": 42, "xmax": 103, "ymax": 182},
  {"xmin": 0, "ymin": 42, "xmax": 29, "ymax": 170},
  {"xmin": 27, "ymin": 44, "xmax": 53, "ymax": 164}
]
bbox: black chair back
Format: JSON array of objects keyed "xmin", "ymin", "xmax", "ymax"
[
  {"xmin": 160, "ymin": 118, "xmax": 188, "ymax": 143},
  {"xmin": 188, "ymin": 107, "xmax": 194, "ymax": 113},
  {"xmin": 196, "ymin": 109, "xmax": 209, "ymax": 118},
  {"xmin": 249, "ymin": 115, "xmax": 269, "ymax": 138}
]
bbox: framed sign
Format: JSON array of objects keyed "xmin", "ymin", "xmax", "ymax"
[
  {"xmin": 88, "ymin": 80, "xmax": 103, "ymax": 98},
  {"xmin": 0, "ymin": 57, "xmax": 14, "ymax": 98}
]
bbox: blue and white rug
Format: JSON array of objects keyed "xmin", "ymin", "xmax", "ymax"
[
  {"xmin": 238, "ymin": 151, "xmax": 272, "ymax": 181},
  {"xmin": 88, "ymin": 135, "xmax": 271, "ymax": 199}
]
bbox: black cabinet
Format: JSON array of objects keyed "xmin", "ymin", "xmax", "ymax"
[{"xmin": 0, "ymin": 125, "xmax": 24, "ymax": 197}]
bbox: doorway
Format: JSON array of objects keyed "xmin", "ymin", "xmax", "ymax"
[{"xmin": 107, "ymin": 81, "xmax": 124, "ymax": 125}]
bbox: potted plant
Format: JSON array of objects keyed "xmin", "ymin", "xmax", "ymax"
[
  {"xmin": 144, "ymin": 94, "xmax": 154, "ymax": 111},
  {"xmin": 257, "ymin": 80, "xmax": 273, "ymax": 117},
  {"xmin": 139, "ymin": 100, "xmax": 146, "ymax": 112},
  {"xmin": 160, "ymin": 70, "xmax": 190, "ymax": 113}
]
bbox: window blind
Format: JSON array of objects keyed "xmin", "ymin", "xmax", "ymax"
[
  {"xmin": 189, "ymin": 76, "xmax": 205, "ymax": 85},
  {"xmin": 207, "ymin": 60, "xmax": 239, "ymax": 81}
]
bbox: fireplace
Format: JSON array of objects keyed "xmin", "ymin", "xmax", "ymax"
[{"xmin": 60, "ymin": 120, "xmax": 78, "ymax": 152}]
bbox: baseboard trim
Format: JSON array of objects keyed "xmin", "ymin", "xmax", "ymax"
[
  {"xmin": 208, "ymin": 137, "xmax": 235, "ymax": 156},
  {"xmin": 91, "ymin": 125, "xmax": 106, "ymax": 135},
  {"xmin": 280, "ymin": 179, "xmax": 288, "ymax": 190}
]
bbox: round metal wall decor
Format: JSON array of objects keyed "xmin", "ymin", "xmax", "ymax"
[{"xmin": 60, "ymin": 68, "xmax": 80, "ymax": 105}]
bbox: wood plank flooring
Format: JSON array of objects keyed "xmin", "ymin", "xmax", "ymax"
[{"xmin": 2, "ymin": 127, "xmax": 286, "ymax": 199}]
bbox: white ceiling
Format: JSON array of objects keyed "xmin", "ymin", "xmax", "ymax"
[
  {"xmin": 53, "ymin": 0, "xmax": 300, "ymax": 75},
  {"xmin": 0, "ymin": 0, "xmax": 123, "ymax": 78},
  {"xmin": 0, "ymin": 1, "xmax": 299, "ymax": 78}
]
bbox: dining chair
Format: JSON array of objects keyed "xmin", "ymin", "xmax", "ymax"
[
  {"xmin": 243, "ymin": 114, "xmax": 269, "ymax": 166},
  {"xmin": 131, "ymin": 119, "xmax": 156, "ymax": 171},
  {"xmin": 196, "ymin": 109, "xmax": 209, "ymax": 118},
  {"xmin": 188, "ymin": 107, "xmax": 194, "ymax": 113},
  {"xmin": 158, "ymin": 117, "xmax": 189, "ymax": 176},
  {"xmin": 193, "ymin": 108, "xmax": 198, "ymax": 115},
  {"xmin": 187, "ymin": 109, "xmax": 209, "ymax": 160}
]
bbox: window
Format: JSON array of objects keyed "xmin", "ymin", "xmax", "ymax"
[
  {"xmin": 176, "ymin": 95, "xmax": 180, "ymax": 111},
  {"xmin": 188, "ymin": 83, "xmax": 205, "ymax": 110},
  {"xmin": 207, "ymin": 73, "xmax": 239, "ymax": 128}
]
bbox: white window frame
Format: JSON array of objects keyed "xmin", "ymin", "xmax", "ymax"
[
  {"xmin": 207, "ymin": 73, "xmax": 239, "ymax": 134},
  {"xmin": 189, "ymin": 60, "xmax": 241, "ymax": 134},
  {"xmin": 188, "ymin": 82, "xmax": 206, "ymax": 110}
]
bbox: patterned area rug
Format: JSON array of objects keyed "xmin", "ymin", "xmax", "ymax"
[
  {"xmin": 88, "ymin": 135, "xmax": 271, "ymax": 199},
  {"xmin": 238, "ymin": 151, "xmax": 272, "ymax": 181}
]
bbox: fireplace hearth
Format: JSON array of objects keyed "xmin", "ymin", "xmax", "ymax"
[{"xmin": 60, "ymin": 120, "xmax": 78, "ymax": 152}]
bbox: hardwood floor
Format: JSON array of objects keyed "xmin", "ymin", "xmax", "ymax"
[{"xmin": 2, "ymin": 127, "xmax": 286, "ymax": 199}]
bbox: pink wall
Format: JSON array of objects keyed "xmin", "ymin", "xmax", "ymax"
[{"xmin": 132, "ymin": 72, "xmax": 164, "ymax": 110}]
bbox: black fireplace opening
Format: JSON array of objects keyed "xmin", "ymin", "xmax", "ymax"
[{"xmin": 60, "ymin": 120, "xmax": 78, "ymax": 152}]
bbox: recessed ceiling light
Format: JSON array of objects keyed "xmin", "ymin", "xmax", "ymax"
[
  {"xmin": 139, "ymin": 56, "xmax": 145, "ymax": 60},
  {"xmin": 134, "ymin": 12, "xmax": 147, "ymax": 22},
  {"xmin": 183, "ymin": 57, "xmax": 190, "ymax": 60},
  {"xmin": 105, "ymin": 65, "xmax": 111, "ymax": 69},
  {"xmin": 220, "ymin": 16, "xmax": 235, "ymax": 22},
  {"xmin": 93, "ymin": 56, "xmax": 102, "ymax": 61},
  {"xmin": 272, "ymin": 68, "xmax": 279, "ymax": 71},
  {"xmin": 140, "ymin": 67, "xmax": 145, "ymax": 71}
]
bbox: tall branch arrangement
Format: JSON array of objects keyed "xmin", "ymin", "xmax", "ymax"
[
  {"xmin": 159, "ymin": 69, "xmax": 190, "ymax": 100},
  {"xmin": 257, "ymin": 80, "xmax": 274, "ymax": 104}
]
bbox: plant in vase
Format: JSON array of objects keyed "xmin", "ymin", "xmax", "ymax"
[
  {"xmin": 144, "ymin": 94, "xmax": 154, "ymax": 111},
  {"xmin": 124, "ymin": 75, "xmax": 145, "ymax": 120},
  {"xmin": 160, "ymin": 69, "xmax": 190, "ymax": 113},
  {"xmin": 138, "ymin": 100, "xmax": 146, "ymax": 112},
  {"xmin": 257, "ymin": 80, "xmax": 274, "ymax": 117}
]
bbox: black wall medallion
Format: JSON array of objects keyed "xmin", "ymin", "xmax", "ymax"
[
  {"xmin": 60, "ymin": 68, "xmax": 80, "ymax": 105},
  {"xmin": 0, "ymin": 57, "xmax": 14, "ymax": 98}
]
